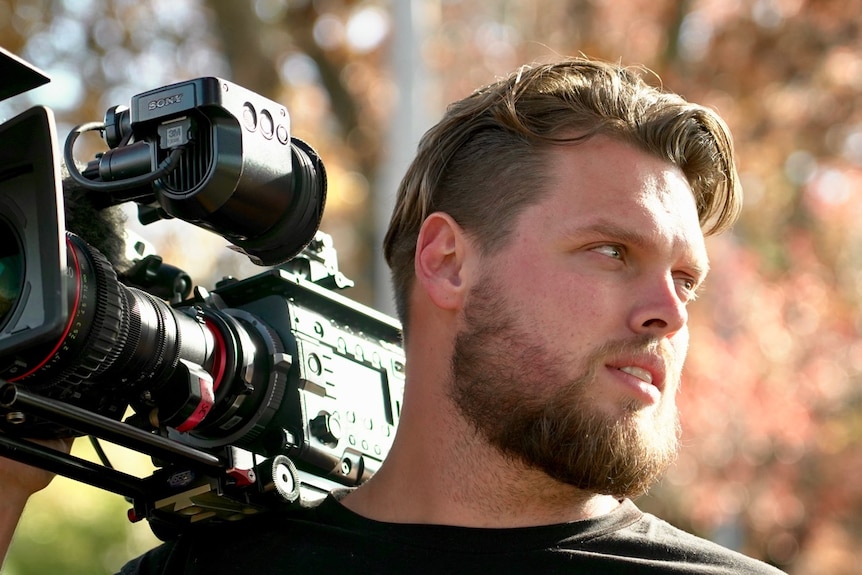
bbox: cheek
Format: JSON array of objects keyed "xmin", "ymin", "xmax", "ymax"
[
  {"xmin": 665, "ymin": 328, "xmax": 690, "ymax": 393},
  {"xmin": 671, "ymin": 327, "xmax": 690, "ymax": 360},
  {"xmin": 487, "ymin": 252, "xmax": 627, "ymax": 340},
  {"xmin": 531, "ymin": 286, "xmax": 616, "ymax": 353}
]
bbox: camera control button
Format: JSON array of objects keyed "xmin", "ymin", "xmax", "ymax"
[{"xmin": 310, "ymin": 412, "xmax": 342, "ymax": 444}]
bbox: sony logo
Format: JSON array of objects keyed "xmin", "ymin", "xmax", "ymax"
[{"xmin": 147, "ymin": 93, "xmax": 184, "ymax": 111}]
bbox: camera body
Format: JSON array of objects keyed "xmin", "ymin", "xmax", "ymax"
[{"xmin": 0, "ymin": 48, "xmax": 404, "ymax": 533}]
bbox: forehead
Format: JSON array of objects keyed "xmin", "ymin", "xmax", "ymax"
[{"xmin": 524, "ymin": 136, "xmax": 707, "ymax": 257}]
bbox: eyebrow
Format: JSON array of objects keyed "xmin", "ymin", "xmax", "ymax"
[{"xmin": 572, "ymin": 219, "xmax": 711, "ymax": 280}]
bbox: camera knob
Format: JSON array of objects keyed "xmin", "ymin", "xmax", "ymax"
[
  {"xmin": 310, "ymin": 413, "xmax": 342, "ymax": 444},
  {"xmin": 259, "ymin": 455, "xmax": 300, "ymax": 504}
]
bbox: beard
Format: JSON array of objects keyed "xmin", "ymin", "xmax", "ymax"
[{"xmin": 449, "ymin": 278, "xmax": 682, "ymax": 499}]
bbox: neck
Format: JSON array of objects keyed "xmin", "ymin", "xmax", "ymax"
[{"xmin": 341, "ymin": 380, "xmax": 620, "ymax": 527}]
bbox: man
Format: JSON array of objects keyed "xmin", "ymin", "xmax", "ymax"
[{"xmin": 1, "ymin": 57, "xmax": 786, "ymax": 574}]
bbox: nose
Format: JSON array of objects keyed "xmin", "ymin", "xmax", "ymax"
[{"xmin": 629, "ymin": 275, "xmax": 688, "ymax": 338}]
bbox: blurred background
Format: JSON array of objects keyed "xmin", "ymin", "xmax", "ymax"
[{"xmin": 1, "ymin": 0, "xmax": 860, "ymax": 573}]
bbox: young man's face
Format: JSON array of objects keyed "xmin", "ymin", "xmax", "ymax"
[{"xmin": 449, "ymin": 135, "xmax": 709, "ymax": 497}]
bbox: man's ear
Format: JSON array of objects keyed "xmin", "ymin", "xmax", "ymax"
[{"xmin": 414, "ymin": 212, "xmax": 473, "ymax": 311}]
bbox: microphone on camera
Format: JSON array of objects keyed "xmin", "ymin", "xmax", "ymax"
[
  {"xmin": 61, "ymin": 164, "xmax": 192, "ymax": 303},
  {"xmin": 61, "ymin": 164, "xmax": 131, "ymax": 271}
]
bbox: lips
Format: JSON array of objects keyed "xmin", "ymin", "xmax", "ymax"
[
  {"xmin": 607, "ymin": 354, "xmax": 666, "ymax": 393},
  {"xmin": 618, "ymin": 365, "xmax": 653, "ymax": 384}
]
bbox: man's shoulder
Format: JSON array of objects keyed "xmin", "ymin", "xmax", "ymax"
[
  {"xmin": 594, "ymin": 506, "xmax": 785, "ymax": 574},
  {"xmin": 116, "ymin": 497, "xmax": 332, "ymax": 575},
  {"xmin": 117, "ymin": 495, "xmax": 787, "ymax": 575}
]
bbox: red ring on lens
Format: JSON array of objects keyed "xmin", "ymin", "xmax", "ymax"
[
  {"xmin": 205, "ymin": 317, "xmax": 228, "ymax": 392},
  {"xmin": 9, "ymin": 237, "xmax": 82, "ymax": 381}
]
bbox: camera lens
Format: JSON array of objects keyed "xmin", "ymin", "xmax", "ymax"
[{"xmin": 0, "ymin": 219, "xmax": 23, "ymax": 330}]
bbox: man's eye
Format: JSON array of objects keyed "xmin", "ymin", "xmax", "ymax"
[
  {"xmin": 592, "ymin": 245, "xmax": 624, "ymax": 260},
  {"xmin": 675, "ymin": 277, "xmax": 700, "ymax": 301}
]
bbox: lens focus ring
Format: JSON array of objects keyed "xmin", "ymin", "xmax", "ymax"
[{"xmin": 30, "ymin": 233, "xmax": 129, "ymax": 391}]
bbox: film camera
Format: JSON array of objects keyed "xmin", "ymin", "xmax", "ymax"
[{"xmin": 0, "ymin": 48, "xmax": 404, "ymax": 535}]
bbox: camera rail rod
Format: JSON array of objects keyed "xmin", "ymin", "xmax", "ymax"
[
  {"xmin": 0, "ymin": 433, "xmax": 148, "ymax": 499},
  {"xmin": 0, "ymin": 383, "xmax": 224, "ymax": 470}
]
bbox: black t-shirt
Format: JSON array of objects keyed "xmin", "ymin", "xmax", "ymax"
[{"xmin": 117, "ymin": 493, "xmax": 786, "ymax": 574}]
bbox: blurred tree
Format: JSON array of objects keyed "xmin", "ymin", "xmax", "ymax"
[
  {"xmin": 1, "ymin": 1, "xmax": 861, "ymax": 574},
  {"xmin": 200, "ymin": 0, "xmax": 395, "ymax": 304}
]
